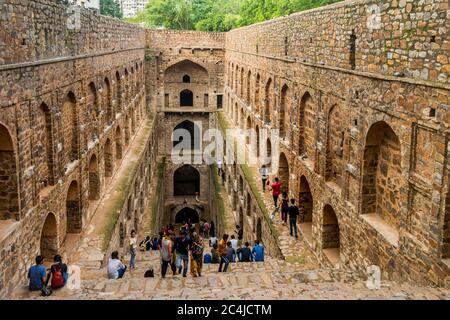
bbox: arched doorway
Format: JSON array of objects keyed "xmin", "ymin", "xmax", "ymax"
[
  {"xmin": 88, "ymin": 154, "xmax": 100, "ymax": 200},
  {"xmin": 180, "ymin": 89, "xmax": 193, "ymax": 107},
  {"xmin": 119, "ymin": 222, "xmax": 125, "ymax": 248},
  {"xmin": 362, "ymin": 121, "xmax": 402, "ymax": 231},
  {"xmin": 175, "ymin": 207, "xmax": 199, "ymax": 224},
  {"xmin": 298, "ymin": 92, "xmax": 315, "ymax": 162},
  {"xmin": 322, "ymin": 204, "xmax": 340, "ymax": 267},
  {"xmin": 264, "ymin": 78, "xmax": 273, "ymax": 123},
  {"xmin": 173, "ymin": 165, "xmax": 200, "ymax": 196},
  {"xmin": 239, "ymin": 207, "xmax": 244, "ymax": 234},
  {"xmin": 62, "ymin": 92, "xmax": 79, "ymax": 164},
  {"xmin": 66, "ymin": 181, "xmax": 81, "ymax": 233},
  {"xmin": 104, "ymin": 139, "xmax": 113, "ymax": 178},
  {"xmin": 124, "ymin": 115, "xmax": 130, "ymax": 146},
  {"xmin": 256, "ymin": 218, "xmax": 262, "ymax": 241},
  {"xmin": 0, "ymin": 124, "xmax": 19, "ymax": 221},
  {"xmin": 104, "ymin": 77, "xmax": 113, "ymax": 125},
  {"xmin": 278, "ymin": 153, "xmax": 289, "ymax": 193},
  {"xmin": 173, "ymin": 120, "xmax": 201, "ymax": 150},
  {"xmin": 38, "ymin": 103, "xmax": 55, "ymax": 186},
  {"xmin": 265, "ymin": 138, "xmax": 272, "ymax": 168},
  {"xmin": 279, "ymin": 84, "xmax": 289, "ymax": 139},
  {"xmin": 255, "ymin": 125, "xmax": 260, "ymax": 158},
  {"xmin": 115, "ymin": 126, "xmax": 122, "ymax": 161},
  {"xmin": 298, "ymin": 176, "xmax": 313, "ymax": 243},
  {"xmin": 40, "ymin": 212, "xmax": 58, "ymax": 259}
]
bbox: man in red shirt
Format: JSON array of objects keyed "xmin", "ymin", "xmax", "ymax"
[{"xmin": 270, "ymin": 177, "xmax": 282, "ymax": 208}]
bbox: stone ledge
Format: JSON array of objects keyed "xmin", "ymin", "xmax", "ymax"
[{"xmin": 361, "ymin": 213, "xmax": 399, "ymax": 248}]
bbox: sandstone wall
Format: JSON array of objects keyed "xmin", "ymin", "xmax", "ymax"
[
  {"xmin": 225, "ymin": 0, "xmax": 450, "ymax": 285},
  {"xmin": 0, "ymin": 1, "xmax": 147, "ymax": 297}
]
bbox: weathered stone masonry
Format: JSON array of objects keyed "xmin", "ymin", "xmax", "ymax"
[
  {"xmin": 0, "ymin": 0, "xmax": 147, "ymax": 297},
  {"xmin": 225, "ymin": 0, "xmax": 449, "ymax": 285}
]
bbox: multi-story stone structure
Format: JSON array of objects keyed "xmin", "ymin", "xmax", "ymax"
[
  {"xmin": 120, "ymin": 0, "xmax": 149, "ymax": 18},
  {"xmin": 0, "ymin": 0, "xmax": 449, "ymax": 298}
]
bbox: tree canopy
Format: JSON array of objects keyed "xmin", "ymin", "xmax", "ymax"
[
  {"xmin": 100, "ymin": 0, "xmax": 123, "ymax": 19},
  {"xmin": 126, "ymin": 0, "xmax": 342, "ymax": 31}
]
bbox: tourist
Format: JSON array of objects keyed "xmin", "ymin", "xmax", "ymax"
[
  {"xmin": 28, "ymin": 255, "xmax": 47, "ymax": 292},
  {"xmin": 169, "ymin": 233, "xmax": 178, "ymax": 275},
  {"xmin": 45, "ymin": 255, "xmax": 68, "ymax": 289},
  {"xmin": 259, "ymin": 165, "xmax": 269, "ymax": 191},
  {"xmin": 129, "ymin": 230, "xmax": 137, "ymax": 269},
  {"xmin": 269, "ymin": 177, "xmax": 282, "ymax": 208},
  {"xmin": 190, "ymin": 233, "xmax": 204, "ymax": 277},
  {"xmin": 225, "ymin": 241, "xmax": 235, "ymax": 267},
  {"xmin": 235, "ymin": 225, "xmax": 243, "ymax": 242},
  {"xmin": 160, "ymin": 232, "xmax": 173, "ymax": 278},
  {"xmin": 107, "ymin": 251, "xmax": 127, "ymax": 279},
  {"xmin": 209, "ymin": 221, "xmax": 216, "ymax": 238},
  {"xmin": 218, "ymin": 234, "xmax": 229, "ymax": 272},
  {"xmin": 152, "ymin": 237, "xmax": 160, "ymax": 251},
  {"xmin": 288, "ymin": 198, "xmax": 300, "ymax": 239},
  {"xmin": 209, "ymin": 234, "xmax": 218, "ymax": 247},
  {"xmin": 211, "ymin": 243, "xmax": 220, "ymax": 264},
  {"xmin": 237, "ymin": 242, "xmax": 253, "ymax": 262},
  {"xmin": 280, "ymin": 192, "xmax": 289, "ymax": 226},
  {"xmin": 203, "ymin": 220, "xmax": 209, "ymax": 238},
  {"xmin": 252, "ymin": 240, "xmax": 265, "ymax": 262},
  {"xmin": 139, "ymin": 236, "xmax": 151, "ymax": 251},
  {"xmin": 199, "ymin": 219, "xmax": 204, "ymax": 237},
  {"xmin": 230, "ymin": 235, "xmax": 239, "ymax": 262},
  {"xmin": 175, "ymin": 230, "xmax": 191, "ymax": 277}
]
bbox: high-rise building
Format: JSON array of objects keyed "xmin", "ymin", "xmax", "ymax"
[
  {"xmin": 67, "ymin": 0, "xmax": 100, "ymax": 12},
  {"xmin": 120, "ymin": 0, "xmax": 150, "ymax": 18}
]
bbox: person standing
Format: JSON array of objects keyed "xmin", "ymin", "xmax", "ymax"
[
  {"xmin": 259, "ymin": 165, "xmax": 269, "ymax": 191},
  {"xmin": 270, "ymin": 177, "xmax": 282, "ymax": 208},
  {"xmin": 280, "ymin": 192, "xmax": 289, "ymax": 226},
  {"xmin": 175, "ymin": 231, "xmax": 191, "ymax": 277},
  {"xmin": 235, "ymin": 225, "xmax": 243, "ymax": 242},
  {"xmin": 190, "ymin": 233, "xmax": 204, "ymax": 277},
  {"xmin": 230, "ymin": 235, "xmax": 239, "ymax": 262},
  {"xmin": 28, "ymin": 255, "xmax": 47, "ymax": 292},
  {"xmin": 203, "ymin": 220, "xmax": 209, "ymax": 238},
  {"xmin": 160, "ymin": 232, "xmax": 173, "ymax": 278},
  {"xmin": 129, "ymin": 230, "xmax": 137, "ymax": 269},
  {"xmin": 288, "ymin": 199, "xmax": 300, "ymax": 239},
  {"xmin": 209, "ymin": 221, "xmax": 215, "ymax": 238},
  {"xmin": 218, "ymin": 234, "xmax": 229, "ymax": 272}
]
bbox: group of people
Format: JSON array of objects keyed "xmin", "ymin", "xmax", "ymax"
[
  {"xmin": 28, "ymin": 254, "xmax": 69, "ymax": 295},
  {"xmin": 260, "ymin": 165, "xmax": 301, "ymax": 239}
]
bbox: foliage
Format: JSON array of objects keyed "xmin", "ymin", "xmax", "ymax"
[
  {"xmin": 127, "ymin": 0, "xmax": 342, "ymax": 31},
  {"xmin": 100, "ymin": 0, "xmax": 123, "ymax": 19}
]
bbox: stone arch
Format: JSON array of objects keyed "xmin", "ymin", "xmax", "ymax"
[
  {"xmin": 239, "ymin": 107, "xmax": 244, "ymax": 129},
  {"xmin": 240, "ymin": 68, "xmax": 244, "ymax": 97},
  {"xmin": 115, "ymin": 126, "xmax": 122, "ymax": 161},
  {"xmin": 255, "ymin": 125, "xmax": 260, "ymax": 158},
  {"xmin": 298, "ymin": 92, "xmax": 315, "ymax": 161},
  {"xmin": 266, "ymin": 138, "xmax": 272, "ymax": 168},
  {"xmin": 255, "ymin": 74, "xmax": 261, "ymax": 114},
  {"xmin": 443, "ymin": 176, "xmax": 450, "ymax": 259},
  {"xmin": 325, "ymin": 104, "xmax": 345, "ymax": 186},
  {"xmin": 164, "ymin": 58, "xmax": 209, "ymax": 78},
  {"xmin": 182, "ymin": 74, "xmax": 191, "ymax": 83},
  {"xmin": 278, "ymin": 152, "xmax": 289, "ymax": 193},
  {"xmin": 0, "ymin": 123, "xmax": 19, "ymax": 221},
  {"xmin": 246, "ymin": 116, "xmax": 252, "ymax": 145},
  {"xmin": 115, "ymin": 71, "xmax": 122, "ymax": 112},
  {"xmin": 40, "ymin": 212, "xmax": 58, "ymax": 259},
  {"xmin": 298, "ymin": 176, "xmax": 313, "ymax": 242},
  {"xmin": 104, "ymin": 139, "xmax": 113, "ymax": 178},
  {"xmin": 180, "ymin": 89, "xmax": 193, "ymax": 107},
  {"xmin": 256, "ymin": 217, "xmax": 262, "ymax": 241},
  {"xmin": 322, "ymin": 204, "xmax": 340, "ymax": 266},
  {"xmin": 280, "ymin": 84, "xmax": 289, "ymax": 139},
  {"xmin": 104, "ymin": 77, "xmax": 113, "ymax": 125},
  {"xmin": 246, "ymin": 192, "xmax": 251, "ymax": 216},
  {"xmin": 124, "ymin": 69, "xmax": 129, "ymax": 104},
  {"xmin": 38, "ymin": 102, "xmax": 55, "ymax": 186},
  {"xmin": 87, "ymin": 82, "xmax": 99, "ymax": 141},
  {"xmin": 124, "ymin": 115, "xmax": 130, "ymax": 146},
  {"xmin": 239, "ymin": 206, "xmax": 244, "ymax": 232},
  {"xmin": 174, "ymin": 165, "xmax": 200, "ymax": 196},
  {"xmin": 62, "ymin": 91, "xmax": 79, "ymax": 164},
  {"xmin": 235, "ymin": 65, "xmax": 239, "ymax": 91},
  {"xmin": 119, "ymin": 222, "xmax": 125, "ymax": 247},
  {"xmin": 88, "ymin": 154, "xmax": 100, "ymax": 201},
  {"xmin": 175, "ymin": 207, "xmax": 199, "ymax": 224},
  {"xmin": 173, "ymin": 120, "xmax": 201, "ymax": 150},
  {"xmin": 264, "ymin": 78, "xmax": 273, "ymax": 123},
  {"xmin": 66, "ymin": 180, "xmax": 81, "ymax": 234},
  {"xmin": 362, "ymin": 121, "xmax": 402, "ymax": 230}
]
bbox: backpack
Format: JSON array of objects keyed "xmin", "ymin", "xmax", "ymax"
[
  {"xmin": 144, "ymin": 268, "xmax": 154, "ymax": 278},
  {"xmin": 50, "ymin": 264, "xmax": 64, "ymax": 289},
  {"xmin": 203, "ymin": 253, "xmax": 212, "ymax": 264}
]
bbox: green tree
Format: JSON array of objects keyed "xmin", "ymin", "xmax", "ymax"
[{"xmin": 100, "ymin": 0, "xmax": 123, "ymax": 19}]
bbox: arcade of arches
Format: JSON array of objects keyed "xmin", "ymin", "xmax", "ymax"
[{"xmin": 0, "ymin": 0, "xmax": 449, "ymax": 299}]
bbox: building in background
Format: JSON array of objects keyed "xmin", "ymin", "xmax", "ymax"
[
  {"xmin": 67, "ymin": 0, "xmax": 100, "ymax": 12},
  {"xmin": 120, "ymin": 0, "xmax": 150, "ymax": 18}
]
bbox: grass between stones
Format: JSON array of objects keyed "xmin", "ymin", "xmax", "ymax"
[
  {"xmin": 211, "ymin": 163, "xmax": 227, "ymax": 232},
  {"xmin": 216, "ymin": 111, "xmax": 279, "ymax": 240}
]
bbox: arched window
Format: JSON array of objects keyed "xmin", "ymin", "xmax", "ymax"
[
  {"xmin": 0, "ymin": 124, "xmax": 19, "ymax": 221},
  {"xmin": 182, "ymin": 75, "xmax": 191, "ymax": 83},
  {"xmin": 173, "ymin": 120, "xmax": 201, "ymax": 150},
  {"xmin": 173, "ymin": 165, "xmax": 200, "ymax": 196},
  {"xmin": 180, "ymin": 89, "xmax": 193, "ymax": 107},
  {"xmin": 175, "ymin": 207, "xmax": 199, "ymax": 224}
]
